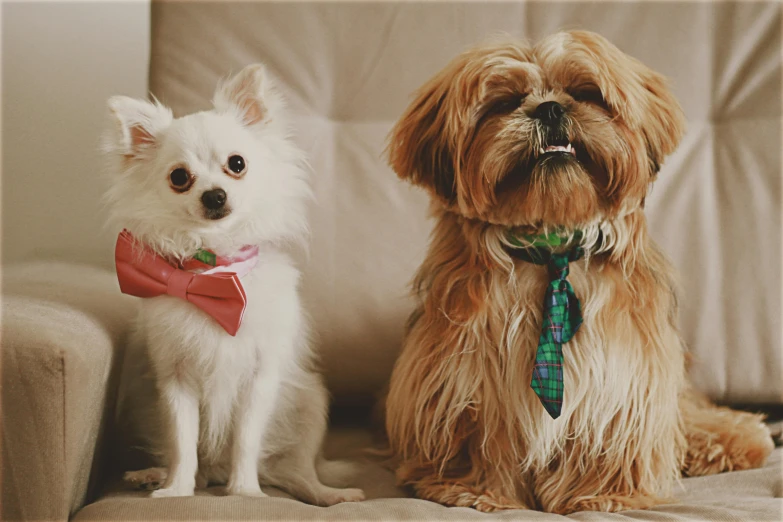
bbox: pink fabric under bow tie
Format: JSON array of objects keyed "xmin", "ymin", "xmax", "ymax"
[{"xmin": 115, "ymin": 230, "xmax": 258, "ymax": 336}]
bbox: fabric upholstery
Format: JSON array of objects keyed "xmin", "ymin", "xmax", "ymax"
[
  {"xmin": 148, "ymin": 1, "xmax": 782, "ymax": 404},
  {"xmin": 74, "ymin": 426, "xmax": 782, "ymax": 521},
  {"xmin": 1, "ymin": 263, "xmax": 136, "ymax": 521}
]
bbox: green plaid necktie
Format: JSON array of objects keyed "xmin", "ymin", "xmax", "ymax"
[{"xmin": 507, "ymin": 232, "xmax": 585, "ymax": 419}]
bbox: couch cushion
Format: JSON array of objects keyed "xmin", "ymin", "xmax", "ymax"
[
  {"xmin": 73, "ymin": 424, "xmax": 782, "ymax": 521},
  {"xmin": 148, "ymin": 1, "xmax": 781, "ymax": 403}
]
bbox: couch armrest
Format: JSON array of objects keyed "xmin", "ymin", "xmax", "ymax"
[{"xmin": 1, "ymin": 263, "xmax": 136, "ymax": 521}]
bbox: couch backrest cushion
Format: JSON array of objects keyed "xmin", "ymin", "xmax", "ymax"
[{"xmin": 149, "ymin": 2, "xmax": 781, "ymax": 404}]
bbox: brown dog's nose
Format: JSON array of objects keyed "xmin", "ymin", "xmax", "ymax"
[
  {"xmin": 201, "ymin": 188, "xmax": 227, "ymax": 210},
  {"xmin": 534, "ymin": 101, "xmax": 565, "ymax": 126}
]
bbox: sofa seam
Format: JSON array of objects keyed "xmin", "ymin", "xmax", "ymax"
[{"xmin": 60, "ymin": 348, "xmax": 68, "ymax": 522}]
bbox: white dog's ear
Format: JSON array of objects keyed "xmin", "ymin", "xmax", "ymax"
[
  {"xmin": 107, "ymin": 96, "xmax": 173, "ymax": 160},
  {"xmin": 213, "ymin": 64, "xmax": 279, "ymax": 126}
]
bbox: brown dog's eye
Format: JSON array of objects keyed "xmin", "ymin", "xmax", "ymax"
[
  {"xmin": 571, "ymin": 89, "xmax": 609, "ymax": 110},
  {"xmin": 489, "ymin": 95, "xmax": 526, "ymax": 115},
  {"xmin": 169, "ymin": 168, "xmax": 192, "ymax": 192},
  {"xmin": 227, "ymin": 155, "xmax": 246, "ymax": 175}
]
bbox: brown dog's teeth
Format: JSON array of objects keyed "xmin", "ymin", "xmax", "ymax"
[{"xmin": 540, "ymin": 143, "xmax": 576, "ymax": 156}]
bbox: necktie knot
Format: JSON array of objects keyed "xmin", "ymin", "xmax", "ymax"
[{"xmin": 548, "ymin": 253, "xmax": 572, "ymax": 280}]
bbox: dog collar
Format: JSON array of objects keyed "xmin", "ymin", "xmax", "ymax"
[
  {"xmin": 179, "ymin": 245, "xmax": 259, "ymax": 277},
  {"xmin": 506, "ymin": 229, "xmax": 586, "ymax": 265}
]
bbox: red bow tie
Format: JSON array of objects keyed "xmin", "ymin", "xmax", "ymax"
[{"xmin": 115, "ymin": 230, "xmax": 252, "ymax": 336}]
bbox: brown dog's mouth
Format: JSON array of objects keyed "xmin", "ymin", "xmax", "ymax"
[
  {"xmin": 536, "ymin": 137, "xmax": 577, "ymax": 160},
  {"xmin": 539, "ymin": 143, "xmax": 576, "ymax": 156},
  {"xmin": 498, "ymin": 139, "xmax": 591, "ymax": 196},
  {"xmin": 532, "ymin": 141, "xmax": 579, "ymax": 170}
]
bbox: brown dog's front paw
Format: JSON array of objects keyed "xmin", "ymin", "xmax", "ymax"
[
  {"xmin": 561, "ymin": 493, "xmax": 660, "ymax": 514},
  {"xmin": 416, "ymin": 480, "xmax": 528, "ymax": 511},
  {"xmin": 472, "ymin": 491, "xmax": 528, "ymax": 512}
]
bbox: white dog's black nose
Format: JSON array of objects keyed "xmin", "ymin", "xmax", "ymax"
[
  {"xmin": 534, "ymin": 101, "xmax": 565, "ymax": 126},
  {"xmin": 201, "ymin": 188, "xmax": 227, "ymax": 210}
]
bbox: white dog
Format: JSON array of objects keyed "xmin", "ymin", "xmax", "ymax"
[{"xmin": 104, "ymin": 64, "xmax": 364, "ymax": 505}]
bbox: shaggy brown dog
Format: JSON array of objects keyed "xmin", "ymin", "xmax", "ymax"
[{"xmin": 383, "ymin": 30, "xmax": 774, "ymax": 514}]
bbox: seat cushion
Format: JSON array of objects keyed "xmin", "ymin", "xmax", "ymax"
[
  {"xmin": 147, "ymin": 1, "xmax": 782, "ymax": 405},
  {"xmin": 73, "ymin": 425, "xmax": 782, "ymax": 521}
]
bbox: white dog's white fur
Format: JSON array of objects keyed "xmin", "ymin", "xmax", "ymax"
[{"xmin": 104, "ymin": 64, "xmax": 364, "ymax": 505}]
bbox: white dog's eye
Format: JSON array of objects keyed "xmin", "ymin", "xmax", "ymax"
[
  {"xmin": 228, "ymin": 155, "xmax": 246, "ymax": 175},
  {"xmin": 169, "ymin": 167, "xmax": 193, "ymax": 192}
]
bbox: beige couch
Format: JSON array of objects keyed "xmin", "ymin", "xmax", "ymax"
[{"xmin": 2, "ymin": 2, "xmax": 781, "ymax": 521}]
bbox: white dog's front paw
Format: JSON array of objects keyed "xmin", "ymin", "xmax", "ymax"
[
  {"xmin": 226, "ymin": 482, "xmax": 268, "ymax": 498},
  {"xmin": 150, "ymin": 484, "xmax": 195, "ymax": 498},
  {"xmin": 320, "ymin": 487, "xmax": 366, "ymax": 506}
]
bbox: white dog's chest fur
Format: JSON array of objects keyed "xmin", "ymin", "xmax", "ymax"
[{"xmin": 139, "ymin": 248, "xmax": 305, "ymax": 460}]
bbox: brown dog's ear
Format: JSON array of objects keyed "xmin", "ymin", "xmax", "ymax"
[
  {"xmin": 639, "ymin": 69, "xmax": 686, "ymax": 176},
  {"xmin": 553, "ymin": 31, "xmax": 686, "ymax": 175},
  {"xmin": 386, "ymin": 76, "xmax": 457, "ymax": 202}
]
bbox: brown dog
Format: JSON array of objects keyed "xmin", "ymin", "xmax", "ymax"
[{"xmin": 383, "ymin": 31, "xmax": 774, "ymax": 514}]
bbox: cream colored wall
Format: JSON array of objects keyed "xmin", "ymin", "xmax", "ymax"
[{"xmin": 2, "ymin": 1, "xmax": 150, "ymax": 268}]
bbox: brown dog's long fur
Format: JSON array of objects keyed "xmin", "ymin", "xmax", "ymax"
[{"xmin": 384, "ymin": 31, "xmax": 773, "ymax": 514}]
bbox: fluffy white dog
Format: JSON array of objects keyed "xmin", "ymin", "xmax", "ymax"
[{"xmin": 104, "ymin": 64, "xmax": 364, "ymax": 505}]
